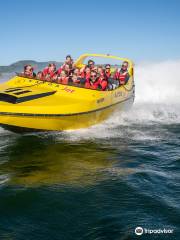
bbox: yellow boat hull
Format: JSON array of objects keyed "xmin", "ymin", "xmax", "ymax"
[{"xmin": 0, "ymin": 97, "xmax": 134, "ymax": 131}]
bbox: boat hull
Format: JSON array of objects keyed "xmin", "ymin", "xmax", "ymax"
[{"xmin": 0, "ymin": 96, "xmax": 134, "ymax": 132}]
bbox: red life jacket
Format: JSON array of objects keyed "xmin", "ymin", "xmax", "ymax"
[
  {"xmin": 85, "ymin": 78, "xmax": 100, "ymax": 90},
  {"xmin": 57, "ymin": 65, "xmax": 73, "ymax": 76},
  {"xmin": 98, "ymin": 77, "xmax": 108, "ymax": 91},
  {"xmin": 58, "ymin": 77, "xmax": 69, "ymax": 85},
  {"xmin": 85, "ymin": 72, "xmax": 91, "ymax": 79},
  {"xmin": 80, "ymin": 71, "xmax": 85, "ymax": 78},
  {"xmin": 105, "ymin": 71, "xmax": 111, "ymax": 79},
  {"xmin": 81, "ymin": 71, "xmax": 91, "ymax": 80},
  {"xmin": 57, "ymin": 66, "xmax": 63, "ymax": 75},
  {"xmin": 115, "ymin": 69, "xmax": 128, "ymax": 85},
  {"xmin": 43, "ymin": 67, "xmax": 56, "ymax": 78},
  {"xmin": 44, "ymin": 74, "xmax": 51, "ymax": 81}
]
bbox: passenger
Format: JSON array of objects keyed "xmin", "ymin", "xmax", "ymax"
[
  {"xmin": 98, "ymin": 74, "xmax": 108, "ymax": 91},
  {"xmin": 73, "ymin": 68, "xmax": 86, "ymax": 83},
  {"xmin": 84, "ymin": 66, "xmax": 91, "ymax": 79},
  {"xmin": 43, "ymin": 63, "xmax": 57, "ymax": 78},
  {"xmin": 87, "ymin": 59, "xmax": 95, "ymax": 70},
  {"xmin": 114, "ymin": 61, "xmax": 130, "ymax": 85},
  {"xmin": 57, "ymin": 64, "xmax": 64, "ymax": 75},
  {"xmin": 36, "ymin": 71, "xmax": 44, "ymax": 80},
  {"xmin": 80, "ymin": 59, "xmax": 95, "ymax": 75},
  {"xmin": 81, "ymin": 66, "xmax": 91, "ymax": 79},
  {"xmin": 57, "ymin": 55, "xmax": 74, "ymax": 74},
  {"xmin": 44, "ymin": 74, "xmax": 51, "ymax": 82},
  {"xmin": 85, "ymin": 71, "xmax": 100, "ymax": 90},
  {"xmin": 57, "ymin": 63, "xmax": 73, "ymax": 76},
  {"xmin": 51, "ymin": 73, "xmax": 58, "ymax": 82},
  {"xmin": 97, "ymin": 66, "xmax": 105, "ymax": 77},
  {"xmin": 105, "ymin": 64, "xmax": 111, "ymax": 78},
  {"xmin": 23, "ymin": 65, "xmax": 36, "ymax": 78},
  {"xmin": 65, "ymin": 55, "xmax": 74, "ymax": 68},
  {"xmin": 70, "ymin": 74, "xmax": 81, "ymax": 84},
  {"xmin": 64, "ymin": 64, "xmax": 73, "ymax": 76},
  {"xmin": 57, "ymin": 71, "xmax": 69, "ymax": 85},
  {"xmin": 93, "ymin": 66, "xmax": 98, "ymax": 72},
  {"xmin": 73, "ymin": 68, "xmax": 81, "ymax": 77}
]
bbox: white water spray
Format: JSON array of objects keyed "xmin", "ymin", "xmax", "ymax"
[
  {"xmin": 61, "ymin": 60, "xmax": 180, "ymax": 141},
  {"xmin": 135, "ymin": 60, "xmax": 180, "ymax": 104}
]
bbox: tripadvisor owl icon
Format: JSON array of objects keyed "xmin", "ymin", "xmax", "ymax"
[{"xmin": 135, "ymin": 227, "xmax": 143, "ymax": 235}]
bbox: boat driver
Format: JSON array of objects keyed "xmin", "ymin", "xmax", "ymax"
[{"xmin": 114, "ymin": 61, "xmax": 130, "ymax": 85}]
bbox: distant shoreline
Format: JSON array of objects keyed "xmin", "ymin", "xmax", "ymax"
[{"xmin": 0, "ymin": 60, "xmax": 63, "ymax": 74}]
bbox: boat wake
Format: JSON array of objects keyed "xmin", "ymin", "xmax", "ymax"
[{"xmin": 58, "ymin": 60, "xmax": 180, "ymax": 141}]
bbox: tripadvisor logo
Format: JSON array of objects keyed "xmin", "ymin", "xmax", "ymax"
[
  {"xmin": 135, "ymin": 226, "xmax": 174, "ymax": 235},
  {"xmin": 135, "ymin": 227, "xmax": 143, "ymax": 235}
]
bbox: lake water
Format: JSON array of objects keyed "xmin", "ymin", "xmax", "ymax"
[{"xmin": 0, "ymin": 61, "xmax": 179, "ymax": 239}]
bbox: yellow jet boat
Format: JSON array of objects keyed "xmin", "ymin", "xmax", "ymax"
[{"xmin": 0, "ymin": 54, "xmax": 135, "ymax": 132}]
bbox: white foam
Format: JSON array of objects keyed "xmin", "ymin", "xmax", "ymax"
[
  {"xmin": 0, "ymin": 174, "xmax": 10, "ymax": 186},
  {"xmin": 135, "ymin": 60, "xmax": 180, "ymax": 104},
  {"xmin": 58, "ymin": 60, "xmax": 180, "ymax": 141}
]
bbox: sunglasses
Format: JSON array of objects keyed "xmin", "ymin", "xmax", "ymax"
[
  {"xmin": 122, "ymin": 65, "xmax": 127, "ymax": 68},
  {"xmin": 106, "ymin": 67, "xmax": 110, "ymax": 70},
  {"xmin": 91, "ymin": 75, "xmax": 97, "ymax": 78}
]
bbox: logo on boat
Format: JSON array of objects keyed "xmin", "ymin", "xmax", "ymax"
[
  {"xmin": 114, "ymin": 91, "xmax": 124, "ymax": 98},
  {"xmin": 62, "ymin": 87, "xmax": 75, "ymax": 93},
  {"xmin": 97, "ymin": 98, "xmax": 104, "ymax": 104}
]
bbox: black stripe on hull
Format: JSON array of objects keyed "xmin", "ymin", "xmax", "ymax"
[{"xmin": 0, "ymin": 91, "xmax": 56, "ymax": 104}]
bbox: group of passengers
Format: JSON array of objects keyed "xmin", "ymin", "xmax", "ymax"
[{"xmin": 21, "ymin": 55, "xmax": 130, "ymax": 91}]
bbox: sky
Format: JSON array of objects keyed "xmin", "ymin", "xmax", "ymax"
[{"xmin": 0, "ymin": 0, "xmax": 180, "ymax": 65}]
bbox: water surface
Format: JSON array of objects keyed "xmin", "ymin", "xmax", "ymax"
[{"xmin": 0, "ymin": 61, "xmax": 179, "ymax": 239}]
